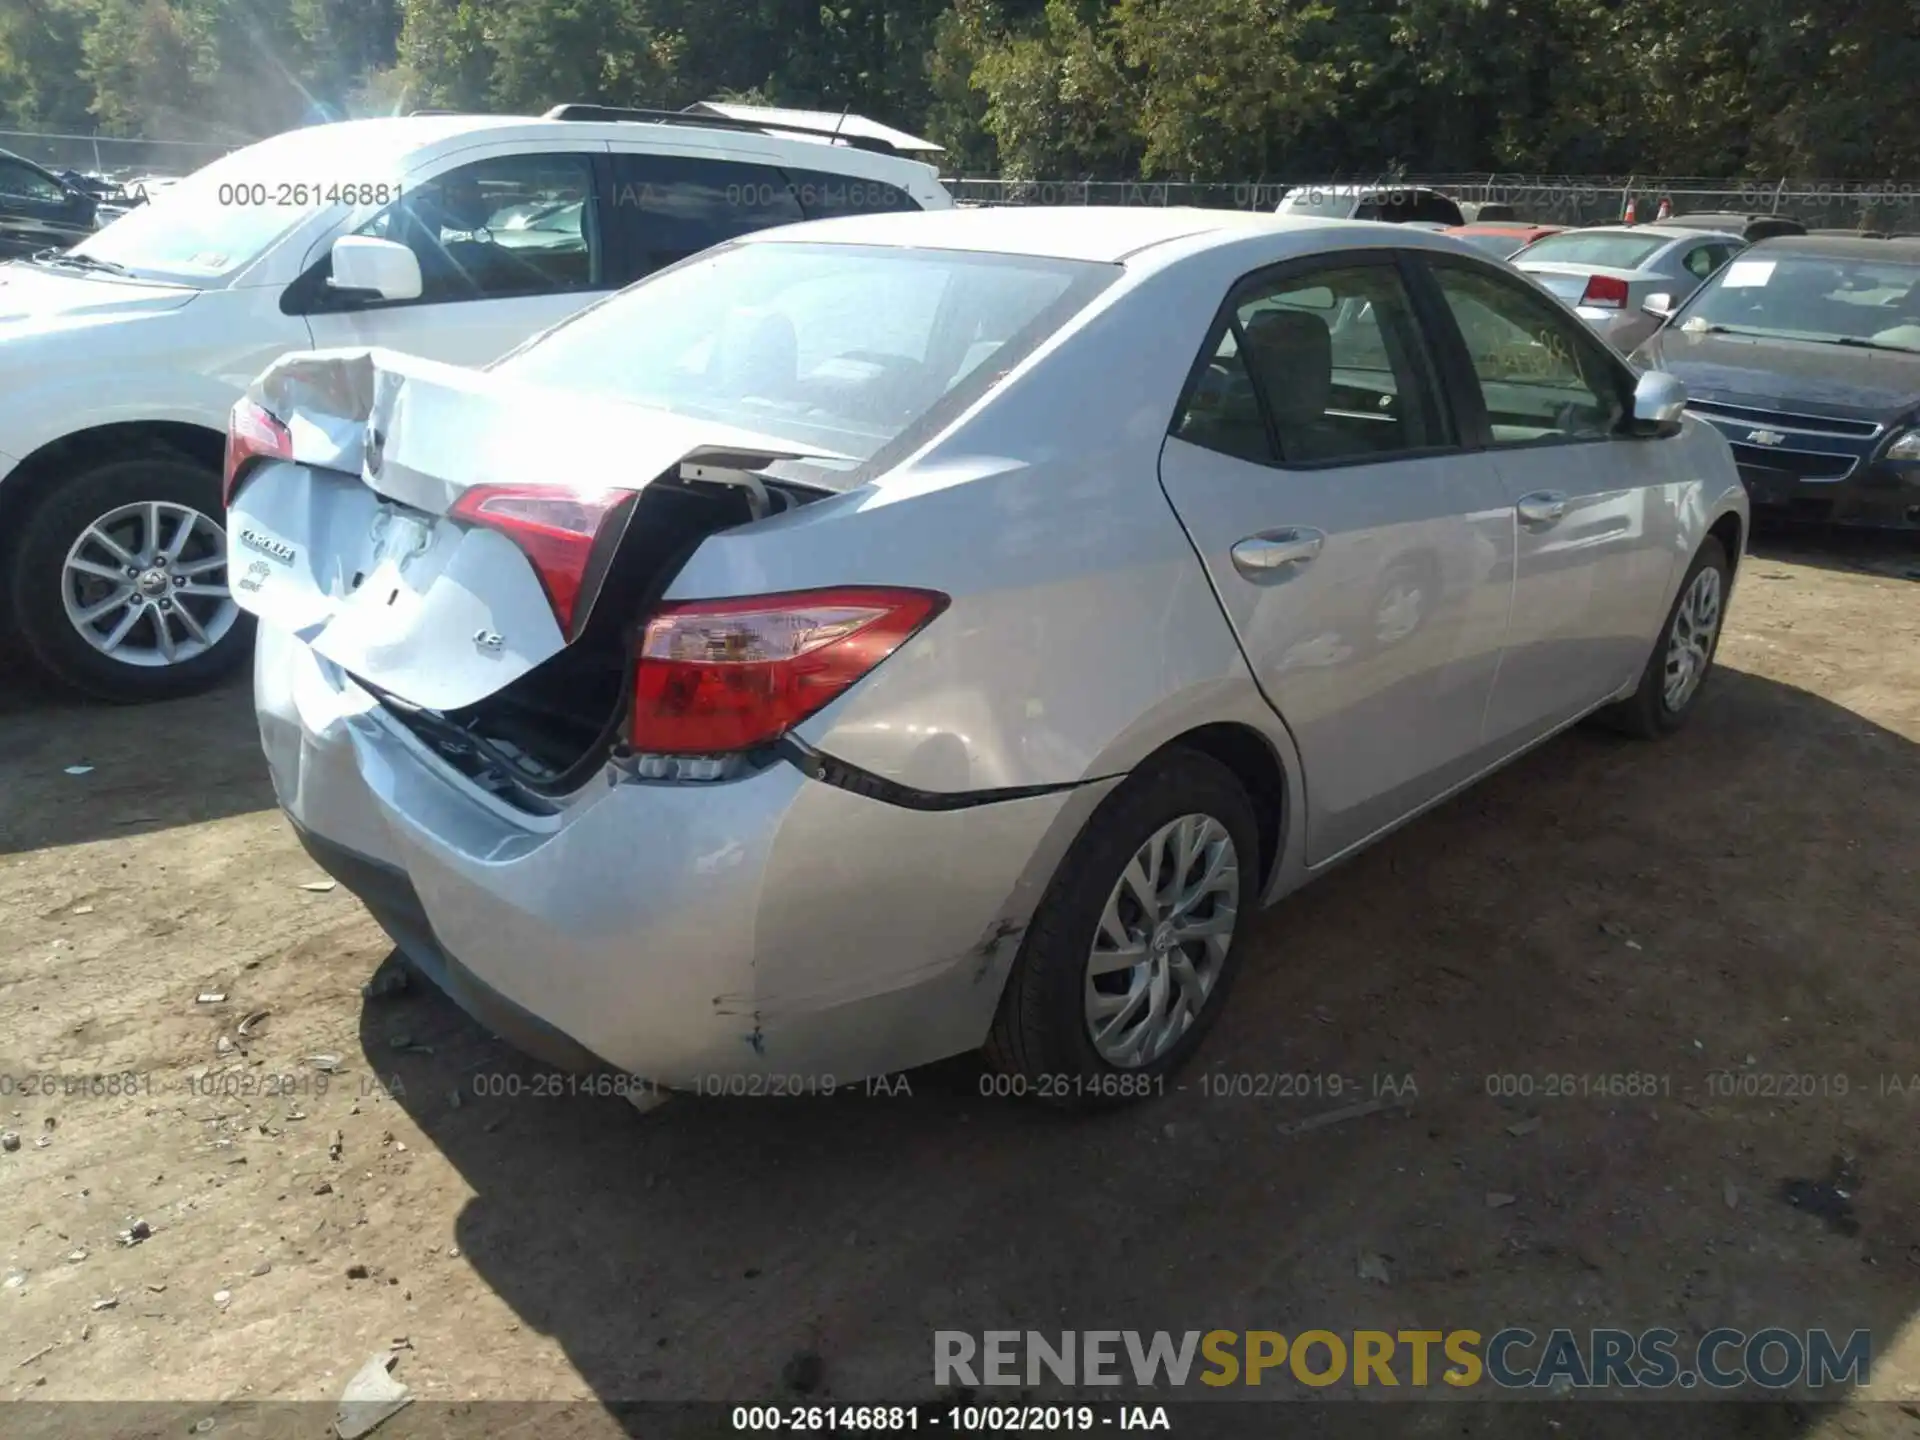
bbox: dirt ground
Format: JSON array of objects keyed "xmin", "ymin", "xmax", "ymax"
[{"xmin": 1, "ymin": 525, "xmax": 1918, "ymax": 1439}]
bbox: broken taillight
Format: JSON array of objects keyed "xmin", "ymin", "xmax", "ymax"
[
  {"xmin": 629, "ymin": 587, "xmax": 948, "ymax": 755},
  {"xmin": 448, "ymin": 484, "xmax": 635, "ymax": 637},
  {"xmin": 223, "ymin": 397, "xmax": 292, "ymax": 507}
]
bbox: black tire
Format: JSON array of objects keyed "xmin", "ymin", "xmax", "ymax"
[
  {"xmin": 984, "ymin": 748, "xmax": 1260, "ymax": 1107},
  {"xmin": 1596, "ymin": 536, "xmax": 1729, "ymax": 739},
  {"xmin": 9, "ymin": 455, "xmax": 254, "ymax": 703}
]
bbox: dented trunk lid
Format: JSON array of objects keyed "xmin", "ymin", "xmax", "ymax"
[{"xmin": 227, "ymin": 347, "xmax": 840, "ymax": 712}]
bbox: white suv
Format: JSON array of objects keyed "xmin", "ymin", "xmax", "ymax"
[{"xmin": 0, "ymin": 105, "xmax": 950, "ymax": 701}]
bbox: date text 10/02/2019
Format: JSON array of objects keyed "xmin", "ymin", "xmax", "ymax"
[{"xmin": 730, "ymin": 1405, "xmax": 1168, "ymax": 1431}]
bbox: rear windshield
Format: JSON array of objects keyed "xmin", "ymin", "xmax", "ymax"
[
  {"xmin": 1513, "ymin": 232, "xmax": 1669, "ymax": 269},
  {"xmin": 1453, "ymin": 230, "xmax": 1526, "ymax": 257},
  {"xmin": 494, "ymin": 240, "xmax": 1117, "ymax": 465}
]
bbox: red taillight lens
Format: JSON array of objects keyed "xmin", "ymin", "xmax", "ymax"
[
  {"xmin": 630, "ymin": 587, "xmax": 948, "ymax": 755},
  {"xmin": 1580, "ymin": 274, "xmax": 1630, "ymax": 308},
  {"xmin": 223, "ymin": 398, "xmax": 292, "ymax": 507},
  {"xmin": 448, "ymin": 484, "xmax": 634, "ymax": 635}
]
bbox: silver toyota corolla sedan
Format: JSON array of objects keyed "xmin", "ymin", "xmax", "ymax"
[{"xmin": 226, "ymin": 208, "xmax": 1748, "ymax": 1104}]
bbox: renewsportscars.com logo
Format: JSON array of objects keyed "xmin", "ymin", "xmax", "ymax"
[{"xmin": 934, "ymin": 1328, "xmax": 1871, "ymax": 1393}]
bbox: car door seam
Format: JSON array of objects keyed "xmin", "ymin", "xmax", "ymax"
[{"xmin": 1151, "ymin": 433, "xmax": 1312, "ymax": 817}]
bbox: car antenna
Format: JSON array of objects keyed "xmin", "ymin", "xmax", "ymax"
[{"xmin": 831, "ymin": 103, "xmax": 850, "ymax": 144}]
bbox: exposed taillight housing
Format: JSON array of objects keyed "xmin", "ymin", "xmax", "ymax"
[
  {"xmin": 629, "ymin": 587, "xmax": 948, "ymax": 755},
  {"xmin": 448, "ymin": 484, "xmax": 636, "ymax": 637},
  {"xmin": 223, "ymin": 397, "xmax": 292, "ymax": 506},
  {"xmin": 1580, "ymin": 274, "xmax": 1630, "ymax": 309}
]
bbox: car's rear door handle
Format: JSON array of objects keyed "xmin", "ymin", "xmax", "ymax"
[
  {"xmin": 1231, "ymin": 527, "xmax": 1325, "ymax": 580},
  {"xmin": 1516, "ymin": 491, "xmax": 1568, "ymax": 525}
]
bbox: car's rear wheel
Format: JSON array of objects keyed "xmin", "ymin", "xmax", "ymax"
[
  {"xmin": 1597, "ymin": 536, "xmax": 1729, "ymax": 739},
  {"xmin": 9, "ymin": 456, "xmax": 253, "ymax": 703},
  {"xmin": 984, "ymin": 749, "xmax": 1259, "ymax": 1106}
]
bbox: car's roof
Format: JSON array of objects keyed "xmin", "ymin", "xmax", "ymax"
[
  {"xmin": 743, "ymin": 205, "xmax": 1365, "ymax": 262},
  {"xmin": 219, "ymin": 113, "xmax": 937, "ymax": 177},
  {"xmin": 1451, "ymin": 222, "xmax": 1560, "ymax": 234},
  {"xmin": 1745, "ymin": 234, "xmax": 1920, "ymax": 262}
]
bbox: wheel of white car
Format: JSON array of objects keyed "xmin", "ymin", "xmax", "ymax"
[
  {"xmin": 984, "ymin": 749, "xmax": 1259, "ymax": 1106},
  {"xmin": 1598, "ymin": 535, "xmax": 1730, "ymax": 739},
  {"xmin": 9, "ymin": 456, "xmax": 254, "ymax": 702}
]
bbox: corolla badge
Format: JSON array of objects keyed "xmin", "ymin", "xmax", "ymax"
[
  {"xmin": 1746, "ymin": 429, "xmax": 1787, "ymax": 446},
  {"xmin": 239, "ymin": 528, "xmax": 296, "ymax": 565}
]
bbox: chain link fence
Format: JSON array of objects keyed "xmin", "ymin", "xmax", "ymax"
[
  {"xmin": 0, "ymin": 129, "xmax": 237, "ymax": 180},
  {"xmin": 947, "ymin": 175, "xmax": 1920, "ymax": 230},
  {"xmin": 8, "ymin": 127, "xmax": 1919, "ymax": 230}
]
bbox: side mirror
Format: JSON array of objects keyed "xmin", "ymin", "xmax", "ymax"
[
  {"xmin": 327, "ymin": 235, "xmax": 421, "ymax": 302},
  {"xmin": 1642, "ymin": 292, "xmax": 1676, "ymax": 321},
  {"xmin": 1628, "ymin": 369, "xmax": 1687, "ymax": 438}
]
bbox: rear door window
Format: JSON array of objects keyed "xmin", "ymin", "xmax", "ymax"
[
  {"xmin": 605, "ymin": 152, "xmax": 803, "ymax": 281},
  {"xmin": 1174, "ymin": 258, "xmax": 1450, "ymax": 466},
  {"xmin": 781, "ymin": 168, "xmax": 920, "ymax": 219}
]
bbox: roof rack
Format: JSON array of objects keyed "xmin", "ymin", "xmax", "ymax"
[{"xmin": 540, "ymin": 103, "xmax": 904, "ymax": 155}]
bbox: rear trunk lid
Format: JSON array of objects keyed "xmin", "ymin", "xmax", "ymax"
[
  {"xmin": 1516, "ymin": 262, "xmax": 1646, "ymax": 304},
  {"xmin": 228, "ymin": 347, "xmax": 838, "ymax": 714}
]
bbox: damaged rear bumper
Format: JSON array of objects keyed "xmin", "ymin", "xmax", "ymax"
[{"xmin": 257, "ymin": 624, "xmax": 1104, "ymax": 1087}]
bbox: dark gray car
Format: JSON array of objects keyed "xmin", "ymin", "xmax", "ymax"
[
  {"xmin": 0, "ymin": 150, "xmax": 98, "ymax": 261},
  {"xmin": 1631, "ymin": 235, "xmax": 1920, "ymax": 529}
]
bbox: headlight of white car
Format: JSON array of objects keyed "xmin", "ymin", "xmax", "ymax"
[{"xmin": 1886, "ymin": 428, "xmax": 1920, "ymax": 462}]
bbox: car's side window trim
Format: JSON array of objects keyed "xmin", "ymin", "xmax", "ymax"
[
  {"xmin": 1408, "ymin": 251, "xmax": 1640, "ymax": 454},
  {"xmin": 280, "ymin": 148, "xmax": 613, "ymax": 317},
  {"xmin": 1397, "ymin": 250, "xmax": 1493, "ymax": 451},
  {"xmin": 588, "ymin": 151, "xmax": 638, "ymax": 288},
  {"xmin": 1168, "ymin": 247, "xmax": 1465, "ymax": 473}
]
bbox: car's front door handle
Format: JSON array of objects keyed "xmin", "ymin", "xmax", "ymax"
[
  {"xmin": 1231, "ymin": 527, "xmax": 1325, "ymax": 580},
  {"xmin": 1516, "ymin": 491, "xmax": 1568, "ymax": 525}
]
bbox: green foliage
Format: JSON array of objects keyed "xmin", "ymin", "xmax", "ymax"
[
  {"xmin": 1, "ymin": 0, "xmax": 1917, "ymax": 178},
  {"xmin": 0, "ymin": 0, "xmax": 94, "ymax": 129}
]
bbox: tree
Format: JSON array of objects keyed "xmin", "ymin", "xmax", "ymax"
[
  {"xmin": 484, "ymin": 0, "xmax": 670, "ymax": 112},
  {"xmin": 394, "ymin": 0, "xmax": 495, "ymax": 110},
  {"xmin": 969, "ymin": 0, "xmax": 1139, "ymax": 177},
  {"xmin": 6, "ymin": 0, "xmax": 1920, "ymax": 182},
  {"xmin": 1112, "ymin": 0, "xmax": 1340, "ymax": 179},
  {"xmin": 79, "ymin": 0, "xmax": 217, "ymax": 136},
  {"xmin": 0, "ymin": 0, "xmax": 95, "ymax": 130}
]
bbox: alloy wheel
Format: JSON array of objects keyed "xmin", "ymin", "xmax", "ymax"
[
  {"xmin": 60, "ymin": 500, "xmax": 237, "ymax": 668},
  {"xmin": 1662, "ymin": 565, "xmax": 1722, "ymax": 712},
  {"xmin": 1084, "ymin": 813, "xmax": 1240, "ymax": 1068}
]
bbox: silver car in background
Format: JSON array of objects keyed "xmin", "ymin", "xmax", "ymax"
[
  {"xmin": 1512, "ymin": 224, "xmax": 1747, "ymax": 353},
  {"xmin": 229, "ymin": 208, "xmax": 1747, "ymax": 1104}
]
